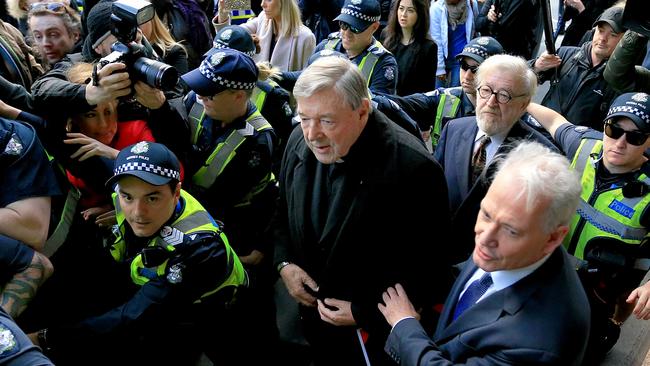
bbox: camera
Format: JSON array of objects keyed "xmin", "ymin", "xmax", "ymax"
[{"xmin": 98, "ymin": 0, "xmax": 179, "ymax": 90}]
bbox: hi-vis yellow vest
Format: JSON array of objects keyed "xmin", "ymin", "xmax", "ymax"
[
  {"xmin": 111, "ymin": 190, "xmax": 246, "ymax": 299},
  {"xmin": 565, "ymin": 139, "xmax": 650, "ymax": 259},
  {"xmin": 187, "ymin": 108, "xmax": 273, "ymax": 194},
  {"xmin": 325, "ymin": 37, "xmax": 388, "ymax": 87}
]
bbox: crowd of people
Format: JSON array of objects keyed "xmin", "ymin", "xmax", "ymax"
[{"xmin": 1, "ymin": 0, "xmax": 650, "ymax": 365}]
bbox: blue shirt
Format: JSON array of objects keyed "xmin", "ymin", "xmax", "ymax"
[{"xmin": 448, "ymin": 22, "xmax": 467, "ymax": 60}]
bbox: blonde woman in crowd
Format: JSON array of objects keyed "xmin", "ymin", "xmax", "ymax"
[
  {"xmin": 214, "ymin": 0, "xmax": 316, "ymax": 71},
  {"xmin": 139, "ymin": 12, "xmax": 188, "ymax": 75}
]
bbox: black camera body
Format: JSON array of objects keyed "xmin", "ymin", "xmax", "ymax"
[{"xmin": 98, "ymin": 0, "xmax": 178, "ymax": 90}]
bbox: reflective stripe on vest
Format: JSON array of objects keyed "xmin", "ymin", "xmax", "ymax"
[
  {"xmin": 324, "ymin": 38, "xmax": 383, "ymax": 87},
  {"xmin": 565, "ymin": 139, "xmax": 650, "ymax": 259},
  {"xmin": 432, "ymin": 91, "xmax": 461, "ymax": 149},
  {"xmin": 188, "ymin": 101, "xmax": 205, "ymax": 145},
  {"xmin": 188, "ymin": 88, "xmax": 269, "ymax": 145},
  {"xmin": 191, "ymin": 110, "xmax": 272, "ymax": 189},
  {"xmin": 574, "ymin": 200, "xmax": 647, "ymax": 240},
  {"xmin": 251, "ymin": 88, "xmax": 268, "ymax": 112},
  {"xmin": 111, "ymin": 190, "xmax": 247, "ymax": 298},
  {"xmin": 42, "ymin": 147, "xmax": 80, "ymax": 257},
  {"xmin": 43, "ymin": 187, "xmax": 80, "ymax": 257}
]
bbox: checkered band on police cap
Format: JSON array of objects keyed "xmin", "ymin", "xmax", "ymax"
[
  {"xmin": 463, "ymin": 46, "xmax": 487, "ymax": 59},
  {"xmin": 456, "ymin": 37, "xmax": 503, "ymax": 63},
  {"xmin": 199, "ymin": 61, "xmax": 256, "ymax": 90},
  {"xmin": 212, "ymin": 41, "xmax": 256, "ymax": 58},
  {"xmin": 113, "ymin": 161, "xmax": 181, "ymax": 180},
  {"xmin": 606, "ymin": 92, "xmax": 650, "ymax": 132},
  {"xmin": 607, "ymin": 106, "xmax": 650, "ymax": 124},
  {"xmin": 340, "ymin": 7, "xmax": 380, "ymax": 22}
]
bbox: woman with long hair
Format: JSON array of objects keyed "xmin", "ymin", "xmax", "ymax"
[
  {"xmin": 139, "ymin": 13, "xmax": 188, "ymax": 75},
  {"xmin": 214, "ymin": 0, "xmax": 316, "ymax": 71},
  {"xmin": 381, "ymin": 0, "xmax": 437, "ymax": 95},
  {"xmin": 64, "ymin": 63, "xmax": 156, "ymax": 217}
]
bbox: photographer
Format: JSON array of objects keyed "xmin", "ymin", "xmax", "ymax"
[
  {"xmin": 29, "ymin": 0, "xmax": 188, "ymax": 155},
  {"xmin": 604, "ymin": 30, "xmax": 650, "ymax": 93}
]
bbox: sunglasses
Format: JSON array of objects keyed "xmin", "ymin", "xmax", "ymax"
[
  {"xmin": 339, "ymin": 21, "xmax": 364, "ymax": 34},
  {"xmin": 460, "ymin": 60, "xmax": 479, "ymax": 73},
  {"xmin": 29, "ymin": 2, "xmax": 70, "ymax": 13},
  {"xmin": 604, "ymin": 121, "xmax": 650, "ymax": 146}
]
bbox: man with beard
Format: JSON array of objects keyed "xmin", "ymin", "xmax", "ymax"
[
  {"xmin": 434, "ymin": 54, "xmax": 557, "ymax": 263},
  {"xmin": 373, "ymin": 36, "xmax": 503, "ymax": 150}
]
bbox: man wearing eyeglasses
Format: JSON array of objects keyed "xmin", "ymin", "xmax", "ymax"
[
  {"xmin": 434, "ymin": 54, "xmax": 558, "ymax": 263},
  {"xmin": 374, "ymin": 36, "xmax": 503, "ymax": 150},
  {"xmin": 528, "ymin": 92, "xmax": 650, "ymax": 363}
]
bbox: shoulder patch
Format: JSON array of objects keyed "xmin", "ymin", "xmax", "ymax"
[
  {"xmin": 0, "ymin": 324, "xmax": 18, "ymax": 358},
  {"xmin": 574, "ymin": 126, "xmax": 589, "ymax": 133},
  {"xmin": 384, "ymin": 67, "xmax": 395, "ymax": 81},
  {"xmin": 248, "ymin": 150, "xmax": 262, "ymax": 168},
  {"xmin": 3, "ymin": 134, "xmax": 22, "ymax": 155}
]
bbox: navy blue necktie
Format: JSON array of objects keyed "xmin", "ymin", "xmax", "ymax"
[{"xmin": 453, "ymin": 272, "xmax": 493, "ymax": 321}]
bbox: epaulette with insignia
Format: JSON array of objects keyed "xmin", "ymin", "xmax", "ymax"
[
  {"xmin": 327, "ymin": 31, "xmax": 341, "ymax": 40},
  {"xmin": 368, "ymin": 44, "xmax": 385, "ymax": 56}
]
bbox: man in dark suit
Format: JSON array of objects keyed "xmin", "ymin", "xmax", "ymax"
[
  {"xmin": 434, "ymin": 54, "xmax": 556, "ymax": 262},
  {"xmin": 379, "ymin": 141, "xmax": 591, "ymax": 365},
  {"xmin": 272, "ymin": 56, "xmax": 453, "ymax": 365}
]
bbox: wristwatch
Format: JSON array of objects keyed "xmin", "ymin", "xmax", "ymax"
[{"xmin": 277, "ymin": 261, "xmax": 292, "ymax": 273}]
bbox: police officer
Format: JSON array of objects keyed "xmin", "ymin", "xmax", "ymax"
[
  {"xmin": 528, "ymin": 92, "xmax": 650, "ymax": 363},
  {"xmin": 205, "ymin": 25, "xmax": 294, "ymax": 173},
  {"xmin": 180, "ymin": 49, "xmax": 279, "ymax": 362},
  {"xmin": 280, "ymin": 0, "xmax": 399, "ymax": 95},
  {"xmin": 374, "ymin": 36, "xmax": 503, "ymax": 150},
  {"xmin": 180, "ymin": 48, "xmax": 276, "ymax": 269},
  {"xmin": 28, "ymin": 142, "xmax": 247, "ymax": 365},
  {"xmin": 0, "ymin": 235, "xmax": 53, "ymax": 366},
  {"xmin": 0, "ymin": 118, "xmax": 58, "ymax": 320}
]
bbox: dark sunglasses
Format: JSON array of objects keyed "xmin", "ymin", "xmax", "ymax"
[
  {"xmin": 339, "ymin": 21, "xmax": 363, "ymax": 34},
  {"xmin": 460, "ymin": 60, "xmax": 479, "ymax": 73},
  {"xmin": 604, "ymin": 121, "xmax": 650, "ymax": 146}
]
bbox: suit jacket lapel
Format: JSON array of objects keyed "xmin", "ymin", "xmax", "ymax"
[
  {"xmin": 435, "ymin": 259, "xmax": 477, "ymax": 335},
  {"xmin": 436, "ymin": 248, "xmax": 564, "ymax": 343},
  {"xmin": 458, "ymin": 123, "xmax": 478, "ymax": 194},
  {"xmin": 290, "ymin": 139, "xmax": 315, "ymax": 245}
]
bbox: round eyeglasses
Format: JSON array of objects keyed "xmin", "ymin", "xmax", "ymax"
[{"xmin": 476, "ymin": 85, "xmax": 527, "ymax": 104}]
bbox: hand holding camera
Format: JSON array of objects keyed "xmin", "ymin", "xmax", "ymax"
[
  {"xmin": 96, "ymin": 0, "xmax": 179, "ymax": 96},
  {"xmin": 85, "ymin": 62, "xmax": 132, "ymax": 106}
]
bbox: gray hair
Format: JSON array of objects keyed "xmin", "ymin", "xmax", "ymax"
[
  {"xmin": 293, "ymin": 57, "xmax": 370, "ymax": 111},
  {"xmin": 476, "ymin": 54, "xmax": 538, "ymax": 99},
  {"xmin": 494, "ymin": 141, "xmax": 581, "ymax": 233}
]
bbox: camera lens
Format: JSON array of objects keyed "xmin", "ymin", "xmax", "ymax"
[{"xmin": 133, "ymin": 57, "xmax": 179, "ymax": 90}]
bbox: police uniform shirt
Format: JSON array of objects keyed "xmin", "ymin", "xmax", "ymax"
[
  {"xmin": 186, "ymin": 96, "xmax": 274, "ymax": 189},
  {"xmin": 0, "ymin": 307, "xmax": 53, "ymax": 365},
  {"xmin": 555, "ymin": 122, "xmax": 650, "ymax": 228},
  {"xmin": 0, "ymin": 236, "xmax": 35, "ymax": 284},
  {"xmin": 0, "ymin": 118, "xmax": 60, "ymax": 208},
  {"xmin": 314, "ymin": 33, "xmax": 398, "ymax": 95},
  {"xmin": 183, "ymin": 95, "xmax": 276, "ymax": 255}
]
